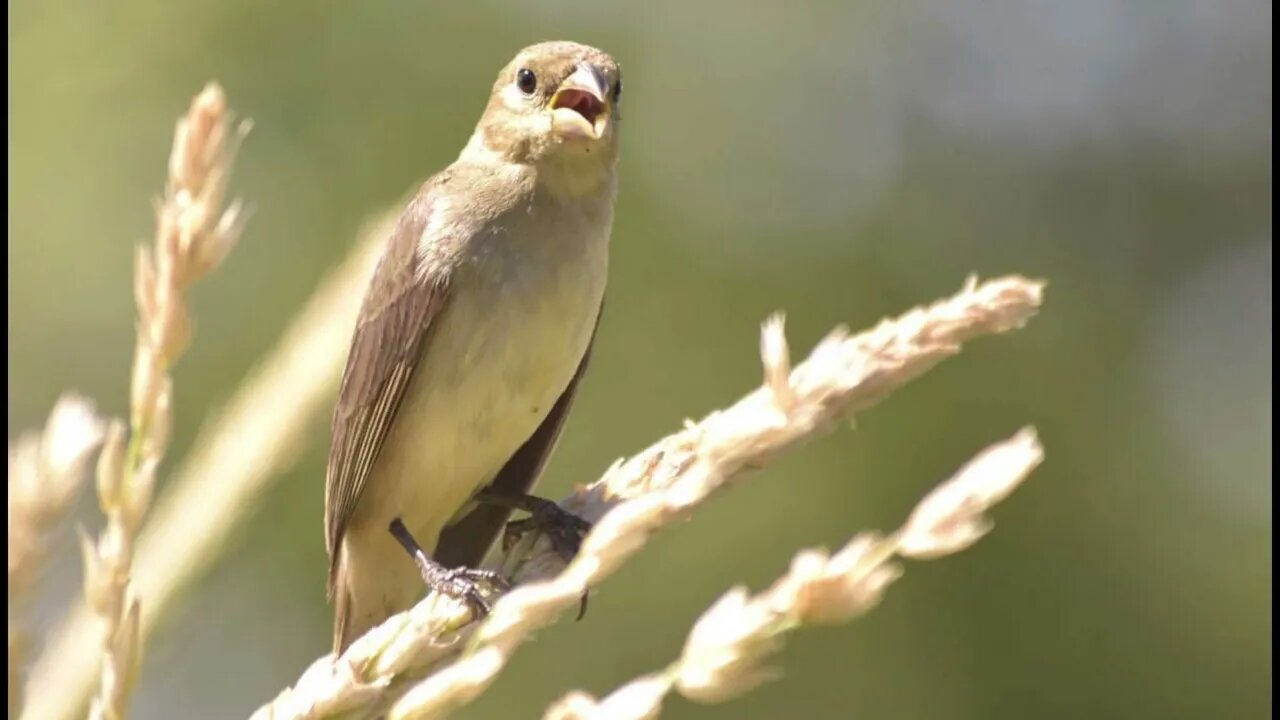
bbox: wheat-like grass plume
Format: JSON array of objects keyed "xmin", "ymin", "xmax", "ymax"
[
  {"xmin": 252, "ymin": 274, "xmax": 1045, "ymax": 720},
  {"xmin": 20, "ymin": 212, "xmax": 391, "ymax": 720},
  {"xmin": 543, "ymin": 429, "xmax": 1045, "ymax": 719},
  {"xmin": 73, "ymin": 82, "xmax": 251, "ymax": 720},
  {"xmin": 7, "ymin": 395, "xmax": 106, "ymax": 719}
]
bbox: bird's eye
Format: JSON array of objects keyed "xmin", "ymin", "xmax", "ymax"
[
  {"xmin": 611, "ymin": 79, "xmax": 623, "ymax": 104},
  {"xmin": 516, "ymin": 68, "xmax": 537, "ymax": 95}
]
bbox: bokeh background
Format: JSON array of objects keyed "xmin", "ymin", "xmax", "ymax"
[{"xmin": 9, "ymin": 1, "xmax": 1271, "ymax": 718}]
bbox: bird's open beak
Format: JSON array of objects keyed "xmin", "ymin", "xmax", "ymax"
[{"xmin": 550, "ymin": 63, "xmax": 611, "ymax": 140}]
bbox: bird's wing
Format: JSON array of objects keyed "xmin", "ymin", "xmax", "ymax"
[
  {"xmin": 433, "ymin": 303, "xmax": 604, "ymax": 570},
  {"xmin": 324, "ymin": 180, "xmax": 451, "ymax": 593}
]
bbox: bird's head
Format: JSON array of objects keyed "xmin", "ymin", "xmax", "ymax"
[{"xmin": 465, "ymin": 42, "xmax": 622, "ymax": 194}]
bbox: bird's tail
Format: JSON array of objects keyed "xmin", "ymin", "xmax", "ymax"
[
  {"xmin": 331, "ymin": 534, "xmax": 422, "ymax": 654},
  {"xmin": 331, "ymin": 543, "xmax": 378, "ymax": 655},
  {"xmin": 331, "ymin": 550, "xmax": 357, "ymax": 655}
]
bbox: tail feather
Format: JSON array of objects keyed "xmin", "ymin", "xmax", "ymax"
[
  {"xmin": 331, "ymin": 543, "xmax": 376, "ymax": 655},
  {"xmin": 332, "ymin": 565, "xmax": 381, "ymax": 655},
  {"xmin": 331, "ymin": 532, "xmax": 424, "ymax": 654},
  {"xmin": 332, "ymin": 552, "xmax": 354, "ymax": 655}
]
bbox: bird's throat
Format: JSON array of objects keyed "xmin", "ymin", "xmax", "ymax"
[{"xmin": 461, "ymin": 129, "xmax": 615, "ymax": 201}]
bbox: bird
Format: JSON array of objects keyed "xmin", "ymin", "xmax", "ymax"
[{"xmin": 323, "ymin": 41, "xmax": 623, "ymax": 654}]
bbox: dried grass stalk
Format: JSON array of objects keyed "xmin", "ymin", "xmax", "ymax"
[
  {"xmin": 20, "ymin": 212, "xmax": 390, "ymax": 720},
  {"xmin": 544, "ymin": 429, "xmax": 1045, "ymax": 719},
  {"xmin": 79, "ymin": 82, "xmax": 250, "ymax": 720},
  {"xmin": 254, "ymin": 274, "xmax": 1045, "ymax": 720},
  {"xmin": 8, "ymin": 395, "xmax": 106, "ymax": 718}
]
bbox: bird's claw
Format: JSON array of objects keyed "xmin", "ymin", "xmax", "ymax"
[
  {"xmin": 501, "ymin": 497, "xmax": 593, "ymax": 562},
  {"xmin": 500, "ymin": 497, "xmax": 593, "ymax": 620},
  {"xmin": 421, "ymin": 562, "xmax": 510, "ymax": 617}
]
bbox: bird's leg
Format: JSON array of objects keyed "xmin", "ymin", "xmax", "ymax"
[
  {"xmin": 474, "ymin": 490, "xmax": 593, "ymax": 560},
  {"xmin": 473, "ymin": 490, "xmax": 594, "ymax": 620},
  {"xmin": 388, "ymin": 518, "xmax": 510, "ymax": 617}
]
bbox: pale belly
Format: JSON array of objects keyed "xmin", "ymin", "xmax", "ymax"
[{"xmin": 370, "ymin": 270, "xmax": 601, "ymax": 543}]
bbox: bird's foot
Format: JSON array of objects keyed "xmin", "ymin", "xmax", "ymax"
[
  {"xmin": 500, "ymin": 496, "xmax": 593, "ymax": 561},
  {"xmin": 389, "ymin": 518, "xmax": 510, "ymax": 617},
  {"xmin": 474, "ymin": 490, "xmax": 594, "ymax": 619},
  {"xmin": 419, "ymin": 562, "xmax": 510, "ymax": 616}
]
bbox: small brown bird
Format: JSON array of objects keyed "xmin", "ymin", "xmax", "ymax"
[{"xmin": 324, "ymin": 41, "xmax": 622, "ymax": 653}]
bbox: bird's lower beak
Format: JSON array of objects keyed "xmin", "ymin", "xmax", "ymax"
[{"xmin": 550, "ymin": 63, "xmax": 611, "ymax": 140}]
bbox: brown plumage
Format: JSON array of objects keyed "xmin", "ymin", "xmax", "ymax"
[{"xmin": 324, "ymin": 41, "xmax": 622, "ymax": 653}]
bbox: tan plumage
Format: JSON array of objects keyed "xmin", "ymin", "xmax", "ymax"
[{"xmin": 324, "ymin": 42, "xmax": 623, "ymax": 653}]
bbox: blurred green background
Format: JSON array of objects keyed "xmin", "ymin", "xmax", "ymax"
[{"xmin": 9, "ymin": 1, "xmax": 1271, "ymax": 718}]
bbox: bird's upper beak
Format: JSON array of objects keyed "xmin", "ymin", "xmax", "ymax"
[{"xmin": 550, "ymin": 63, "xmax": 611, "ymax": 140}]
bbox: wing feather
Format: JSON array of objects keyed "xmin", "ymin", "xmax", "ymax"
[{"xmin": 324, "ymin": 180, "xmax": 452, "ymax": 593}]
